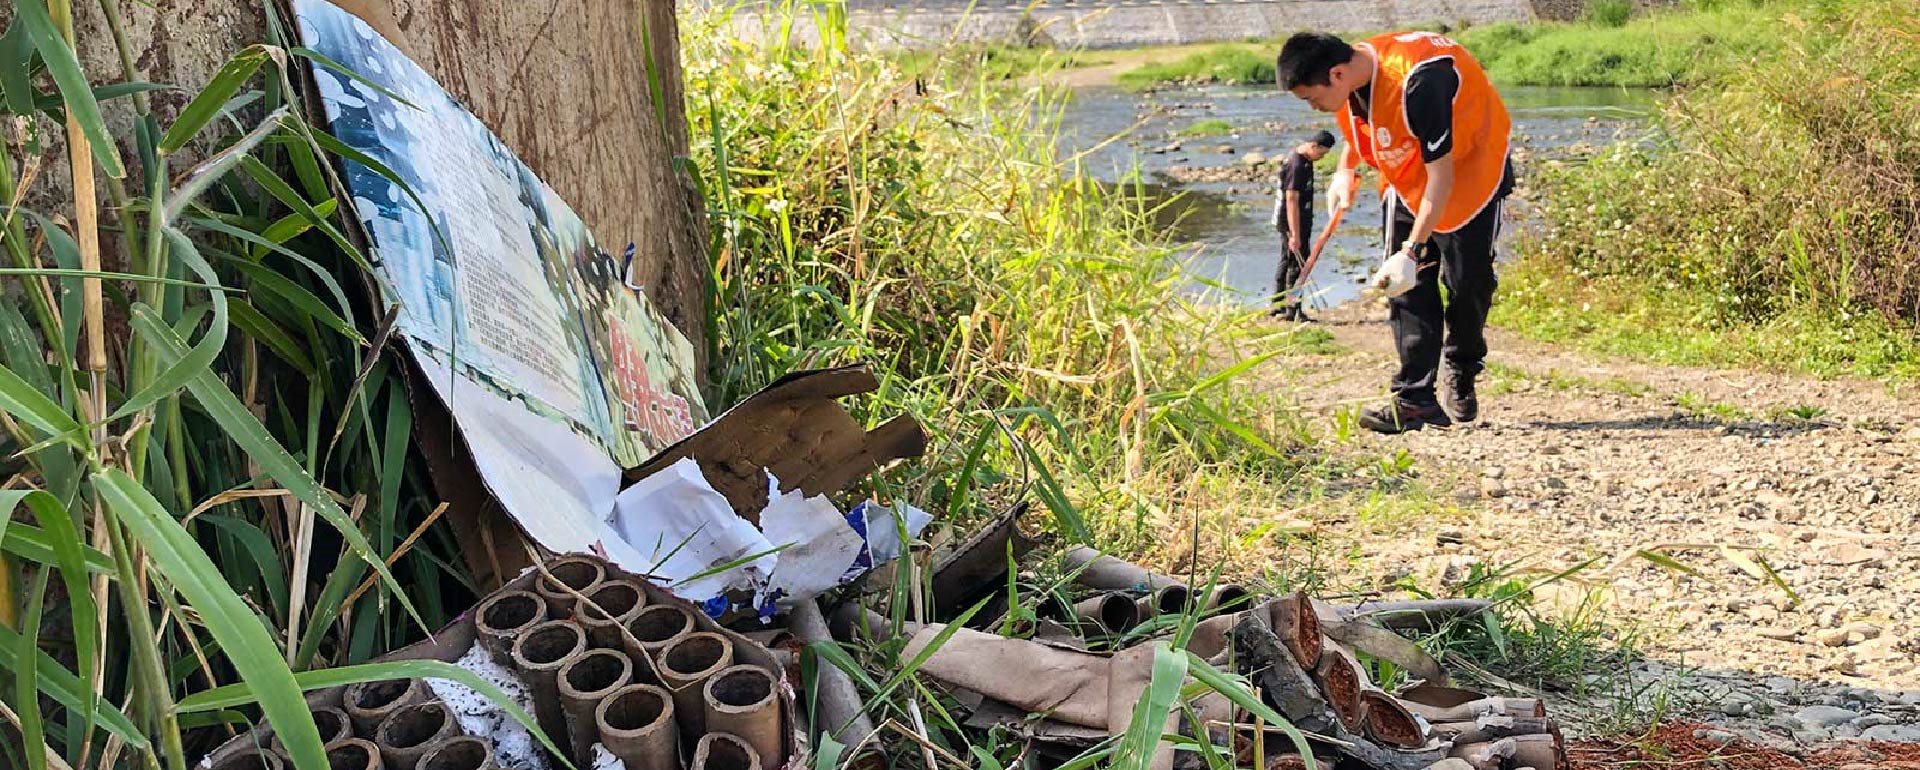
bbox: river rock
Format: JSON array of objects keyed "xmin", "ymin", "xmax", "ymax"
[
  {"xmin": 1241, "ymin": 152, "xmax": 1267, "ymax": 166},
  {"xmin": 1816, "ymin": 628, "xmax": 1854, "ymax": 647},
  {"xmin": 1862, "ymin": 724, "xmax": 1920, "ymax": 742},
  {"xmin": 1794, "ymin": 705, "xmax": 1860, "ymax": 729}
]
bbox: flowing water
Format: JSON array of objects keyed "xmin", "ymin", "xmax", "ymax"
[{"xmin": 1054, "ymin": 83, "xmax": 1657, "ymax": 309}]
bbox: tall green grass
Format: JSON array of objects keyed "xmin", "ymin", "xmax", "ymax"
[
  {"xmin": 1495, "ymin": 0, "xmax": 1920, "ymax": 378},
  {"xmin": 688, "ymin": 7, "xmax": 1312, "ymax": 550},
  {"xmin": 0, "ymin": 3, "xmax": 512, "ymax": 768}
]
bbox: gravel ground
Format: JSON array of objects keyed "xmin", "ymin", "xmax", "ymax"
[{"xmin": 1251, "ymin": 306, "xmax": 1920, "ymax": 749}]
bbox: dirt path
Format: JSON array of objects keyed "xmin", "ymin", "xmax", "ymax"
[{"xmin": 1254, "ymin": 304, "xmax": 1920, "ymax": 747}]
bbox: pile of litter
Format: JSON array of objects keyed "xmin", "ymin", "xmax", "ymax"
[
  {"xmin": 206, "ymin": 554, "xmax": 792, "ymax": 770},
  {"xmin": 822, "ymin": 521, "xmax": 1568, "ymax": 770}
]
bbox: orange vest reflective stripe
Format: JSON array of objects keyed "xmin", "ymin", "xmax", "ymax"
[{"xmin": 1336, "ymin": 31, "xmax": 1511, "ymax": 233}]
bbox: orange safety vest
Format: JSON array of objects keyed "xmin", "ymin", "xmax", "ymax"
[{"xmin": 1336, "ymin": 31, "xmax": 1511, "ymax": 233}]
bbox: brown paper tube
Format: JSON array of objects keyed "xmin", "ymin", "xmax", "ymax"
[
  {"xmin": 324, "ymin": 738, "xmax": 384, "ymax": 770},
  {"xmin": 373, "ymin": 702, "xmax": 458, "ymax": 770},
  {"xmin": 344, "ymin": 679, "xmax": 427, "ymax": 736},
  {"xmin": 597, "ymin": 684, "xmax": 682, "ymax": 770},
  {"xmin": 578, "ymin": 578, "xmax": 647, "ymax": 649},
  {"xmin": 475, "ymin": 590, "xmax": 547, "ymax": 665},
  {"xmin": 690, "ymin": 733, "xmax": 760, "ymax": 770},
  {"xmin": 512, "ymin": 620, "xmax": 588, "ymax": 754},
  {"xmin": 211, "ymin": 750, "xmax": 285, "ymax": 770},
  {"xmin": 788, "ymin": 599, "xmax": 874, "ymax": 745},
  {"xmin": 1448, "ymin": 739, "xmax": 1515, "ymax": 770},
  {"xmin": 659, "ymin": 632, "xmax": 734, "ymax": 734},
  {"xmin": 1059, "ymin": 546, "xmax": 1183, "ymax": 592},
  {"xmin": 702, "ymin": 666, "xmax": 781, "ymax": 767},
  {"xmin": 417, "ymin": 736, "xmax": 497, "ymax": 770},
  {"xmin": 1509, "ymin": 733, "xmax": 1562, "ymax": 770},
  {"xmin": 1071, "ymin": 593, "xmax": 1140, "ymax": 634},
  {"xmin": 535, "ymin": 556, "xmax": 607, "ymax": 616},
  {"xmin": 624, "ymin": 604, "xmax": 698, "ymax": 681},
  {"xmin": 1405, "ymin": 697, "xmax": 1543, "ymax": 723},
  {"xmin": 1359, "ymin": 688, "xmax": 1425, "ymax": 748},
  {"xmin": 1312, "ymin": 647, "xmax": 1364, "ymax": 733},
  {"xmin": 1134, "ymin": 585, "xmax": 1193, "ymax": 619},
  {"xmin": 269, "ymin": 706, "xmax": 354, "ymax": 754},
  {"xmin": 1270, "ymin": 591, "xmax": 1323, "ymax": 669},
  {"xmin": 558, "ymin": 649, "xmax": 634, "ymax": 765},
  {"xmin": 1205, "ymin": 584, "xmax": 1251, "ymax": 613}
]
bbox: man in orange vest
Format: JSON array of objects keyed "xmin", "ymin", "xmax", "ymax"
[{"xmin": 1278, "ymin": 31, "xmax": 1514, "ymax": 433}]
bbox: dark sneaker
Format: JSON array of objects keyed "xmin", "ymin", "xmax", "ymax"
[
  {"xmin": 1441, "ymin": 366, "xmax": 1479, "ymax": 423},
  {"xmin": 1359, "ymin": 399, "xmax": 1452, "ymax": 434}
]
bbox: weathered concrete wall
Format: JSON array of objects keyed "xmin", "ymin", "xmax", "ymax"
[
  {"xmin": 737, "ymin": 0, "xmax": 1537, "ymax": 50},
  {"xmin": 1529, "ymin": 0, "xmax": 1677, "ymax": 21}
]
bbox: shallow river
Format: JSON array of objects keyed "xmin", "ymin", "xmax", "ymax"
[{"xmin": 1054, "ymin": 84, "xmax": 1656, "ymax": 309}]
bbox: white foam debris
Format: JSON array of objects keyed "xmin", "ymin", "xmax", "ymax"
[
  {"xmin": 422, "ymin": 641, "xmax": 553, "ymax": 770},
  {"xmin": 591, "ymin": 743, "xmax": 627, "ymax": 770}
]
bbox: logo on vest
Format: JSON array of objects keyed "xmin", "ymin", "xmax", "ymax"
[{"xmin": 1375, "ymin": 127, "xmax": 1391, "ymax": 146}]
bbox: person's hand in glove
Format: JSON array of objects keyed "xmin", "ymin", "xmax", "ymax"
[
  {"xmin": 1327, "ymin": 167, "xmax": 1356, "ymax": 218},
  {"xmin": 1369, "ymin": 240, "xmax": 1426, "ymax": 297}
]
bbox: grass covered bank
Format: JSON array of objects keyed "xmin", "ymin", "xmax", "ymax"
[
  {"xmin": 1494, "ymin": 0, "xmax": 1920, "ymax": 379},
  {"xmin": 1108, "ymin": 1, "xmax": 1787, "ymax": 89},
  {"xmin": 686, "ymin": 10, "xmax": 1327, "ymax": 555}
]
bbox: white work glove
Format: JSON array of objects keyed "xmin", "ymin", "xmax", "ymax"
[
  {"xmin": 1368, "ymin": 243, "xmax": 1421, "ymax": 297},
  {"xmin": 1327, "ymin": 168, "xmax": 1356, "ymax": 218}
]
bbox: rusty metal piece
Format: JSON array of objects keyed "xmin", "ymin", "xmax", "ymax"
[
  {"xmin": 474, "ymin": 590, "xmax": 547, "ymax": 665},
  {"xmin": 558, "ymin": 649, "xmax": 634, "ymax": 766},
  {"xmin": 660, "ymin": 631, "xmax": 734, "ymax": 734},
  {"xmin": 323, "ymin": 738, "xmax": 383, "ymax": 770},
  {"xmin": 417, "ymin": 737, "xmax": 496, "ymax": 770},
  {"xmin": 534, "ymin": 555, "xmax": 607, "ymax": 616},
  {"xmin": 578, "ymin": 578, "xmax": 647, "ymax": 649},
  {"xmin": 343, "ymin": 679, "xmax": 427, "ymax": 736},
  {"xmin": 690, "ymin": 733, "xmax": 761, "ymax": 770},
  {"xmin": 511, "ymin": 620, "xmax": 588, "ymax": 754},
  {"xmin": 597, "ymin": 683, "xmax": 682, "ymax": 770},
  {"xmin": 373, "ymin": 701, "xmax": 457, "ymax": 770},
  {"xmin": 703, "ymin": 665, "xmax": 782, "ymax": 768}
]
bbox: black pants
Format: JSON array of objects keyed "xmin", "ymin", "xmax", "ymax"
[
  {"xmin": 1385, "ymin": 193, "xmax": 1502, "ymax": 405},
  {"xmin": 1273, "ymin": 219, "xmax": 1311, "ymax": 307}
]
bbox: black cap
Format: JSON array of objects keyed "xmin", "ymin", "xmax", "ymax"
[{"xmin": 1311, "ymin": 130, "xmax": 1336, "ymax": 148}]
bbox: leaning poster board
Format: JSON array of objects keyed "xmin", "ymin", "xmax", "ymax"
[{"xmin": 292, "ymin": 0, "xmax": 706, "ymax": 565}]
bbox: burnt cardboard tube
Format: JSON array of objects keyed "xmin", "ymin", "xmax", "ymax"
[
  {"xmin": 474, "ymin": 590, "xmax": 547, "ymax": 665},
  {"xmin": 659, "ymin": 631, "xmax": 734, "ymax": 734},
  {"xmin": 344, "ymin": 679, "xmax": 427, "ymax": 736},
  {"xmin": 534, "ymin": 555, "xmax": 607, "ymax": 616},
  {"xmin": 578, "ymin": 578, "xmax": 647, "ymax": 649},
  {"xmin": 1135, "ymin": 585, "xmax": 1193, "ymax": 619},
  {"xmin": 702, "ymin": 665, "xmax": 782, "ymax": 767},
  {"xmin": 596, "ymin": 683, "xmax": 682, "ymax": 770},
  {"xmin": 691, "ymin": 733, "xmax": 761, "ymax": 770},
  {"xmin": 624, "ymin": 604, "xmax": 697, "ymax": 683},
  {"xmin": 1206, "ymin": 584, "xmax": 1252, "ymax": 613},
  {"xmin": 416, "ymin": 736, "xmax": 497, "ymax": 770},
  {"xmin": 269, "ymin": 706, "xmax": 353, "ymax": 754},
  {"xmin": 373, "ymin": 702, "xmax": 458, "ymax": 770},
  {"xmin": 557, "ymin": 649, "xmax": 634, "ymax": 766},
  {"xmin": 1072, "ymin": 593, "xmax": 1140, "ymax": 634},
  {"xmin": 512, "ymin": 620, "xmax": 588, "ymax": 753},
  {"xmin": 789, "ymin": 599, "xmax": 875, "ymax": 745},
  {"xmin": 212, "ymin": 750, "xmax": 286, "ymax": 770},
  {"xmin": 323, "ymin": 738, "xmax": 384, "ymax": 770},
  {"xmin": 1060, "ymin": 546, "xmax": 1183, "ymax": 592}
]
